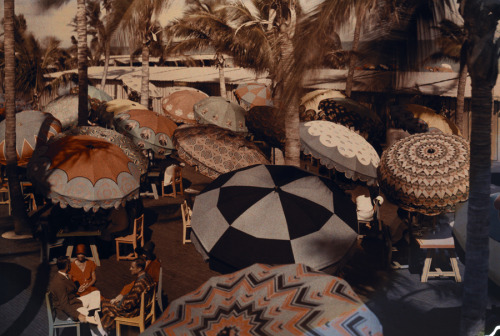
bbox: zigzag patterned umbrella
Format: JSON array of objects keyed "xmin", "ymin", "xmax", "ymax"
[
  {"xmin": 190, "ymin": 164, "xmax": 358, "ymax": 272},
  {"xmin": 143, "ymin": 263, "xmax": 383, "ymax": 336},
  {"xmin": 378, "ymin": 133, "xmax": 469, "ymax": 215}
]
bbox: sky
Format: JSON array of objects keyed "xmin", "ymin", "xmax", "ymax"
[{"xmin": 1, "ymin": 0, "xmax": 325, "ymax": 48}]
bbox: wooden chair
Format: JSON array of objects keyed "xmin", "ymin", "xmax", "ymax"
[
  {"xmin": 0, "ymin": 181, "xmax": 11, "ymax": 215},
  {"xmin": 156, "ymin": 266, "xmax": 164, "ymax": 312},
  {"xmin": 115, "ymin": 214, "xmax": 145, "ymax": 261},
  {"xmin": 115, "ymin": 287, "xmax": 156, "ymax": 336},
  {"xmin": 162, "ymin": 165, "xmax": 184, "ymax": 198},
  {"xmin": 45, "ymin": 292, "xmax": 81, "ymax": 336},
  {"xmin": 180, "ymin": 201, "xmax": 192, "ymax": 244}
]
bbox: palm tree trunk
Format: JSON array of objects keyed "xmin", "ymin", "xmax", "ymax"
[
  {"xmin": 460, "ymin": 1, "xmax": 499, "ymax": 334},
  {"xmin": 77, "ymin": 0, "xmax": 89, "ymax": 126},
  {"xmin": 216, "ymin": 54, "xmax": 227, "ymax": 98},
  {"xmin": 345, "ymin": 13, "xmax": 363, "ymax": 97},
  {"xmin": 100, "ymin": 40, "xmax": 111, "ymax": 89},
  {"xmin": 4, "ymin": 0, "xmax": 31, "ymax": 235},
  {"xmin": 140, "ymin": 39, "xmax": 150, "ymax": 108},
  {"xmin": 456, "ymin": 63, "xmax": 468, "ymax": 137}
]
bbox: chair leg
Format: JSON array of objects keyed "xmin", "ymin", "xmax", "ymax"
[
  {"xmin": 76, "ymin": 324, "xmax": 80, "ymax": 336},
  {"xmin": 116, "ymin": 241, "xmax": 120, "ymax": 261},
  {"xmin": 116, "ymin": 322, "xmax": 121, "ymax": 336}
]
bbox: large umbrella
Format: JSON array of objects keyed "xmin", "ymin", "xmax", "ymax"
[
  {"xmin": 378, "ymin": 133, "xmax": 469, "ymax": 216},
  {"xmin": 453, "ymin": 194, "xmax": 500, "ymax": 287},
  {"xmin": 105, "ymin": 99, "xmax": 148, "ymax": 116},
  {"xmin": 43, "ymin": 94, "xmax": 90, "ymax": 130},
  {"xmin": 143, "ymin": 263, "xmax": 383, "ymax": 336},
  {"xmin": 173, "ymin": 124, "xmax": 269, "ymax": 180},
  {"xmin": 300, "ymin": 121, "xmax": 380, "ymax": 186},
  {"xmin": 27, "ymin": 135, "xmax": 141, "ymax": 212},
  {"xmin": 0, "ymin": 110, "xmax": 62, "ymax": 166},
  {"xmin": 404, "ymin": 104, "xmax": 461, "ymax": 135},
  {"xmin": 87, "ymin": 85, "xmax": 112, "ymax": 102},
  {"xmin": 61, "ymin": 126, "xmax": 149, "ymax": 175},
  {"xmin": 114, "ymin": 109, "xmax": 178, "ymax": 155},
  {"xmin": 317, "ymin": 98, "xmax": 383, "ymax": 142},
  {"xmin": 161, "ymin": 89, "xmax": 208, "ymax": 124},
  {"xmin": 234, "ymin": 82, "xmax": 273, "ymax": 109},
  {"xmin": 300, "ymin": 89, "xmax": 345, "ymax": 112},
  {"xmin": 194, "ymin": 96, "xmax": 248, "ymax": 133},
  {"xmin": 190, "ymin": 164, "xmax": 358, "ymax": 271}
]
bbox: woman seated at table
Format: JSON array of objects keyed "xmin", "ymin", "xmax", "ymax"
[{"xmin": 68, "ymin": 244, "xmax": 99, "ymax": 297}]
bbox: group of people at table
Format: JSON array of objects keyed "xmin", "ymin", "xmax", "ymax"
[{"xmin": 48, "ymin": 241, "xmax": 161, "ymax": 336}]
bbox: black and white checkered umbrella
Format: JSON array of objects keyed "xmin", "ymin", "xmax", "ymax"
[{"xmin": 191, "ymin": 164, "xmax": 358, "ymax": 271}]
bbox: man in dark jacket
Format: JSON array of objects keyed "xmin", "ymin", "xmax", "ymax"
[{"xmin": 48, "ymin": 256, "xmax": 107, "ymax": 336}]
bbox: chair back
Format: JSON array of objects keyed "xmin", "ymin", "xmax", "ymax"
[
  {"xmin": 181, "ymin": 201, "xmax": 192, "ymax": 244},
  {"xmin": 142, "ymin": 286, "xmax": 156, "ymax": 325},
  {"xmin": 45, "ymin": 292, "xmax": 55, "ymax": 330},
  {"xmin": 134, "ymin": 214, "xmax": 145, "ymax": 247}
]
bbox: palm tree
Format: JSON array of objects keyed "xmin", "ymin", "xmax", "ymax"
[
  {"xmin": 37, "ymin": 0, "xmax": 89, "ymax": 126},
  {"xmin": 3, "ymin": 0, "xmax": 31, "ymax": 236},
  {"xmin": 117, "ymin": 0, "xmax": 171, "ymax": 108},
  {"xmin": 459, "ymin": 2, "xmax": 500, "ymax": 334},
  {"xmin": 167, "ymin": 0, "xmax": 234, "ymax": 98},
  {"xmin": 427, "ymin": 19, "xmax": 467, "ymax": 136}
]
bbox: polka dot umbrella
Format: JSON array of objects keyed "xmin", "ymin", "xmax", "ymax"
[
  {"xmin": 378, "ymin": 133, "xmax": 469, "ymax": 216},
  {"xmin": 161, "ymin": 89, "xmax": 208, "ymax": 124},
  {"xmin": 27, "ymin": 135, "xmax": 141, "ymax": 212},
  {"xmin": 43, "ymin": 94, "xmax": 91, "ymax": 130},
  {"xmin": 300, "ymin": 120, "xmax": 380, "ymax": 186},
  {"xmin": 0, "ymin": 110, "xmax": 62, "ymax": 166},
  {"xmin": 143, "ymin": 264, "xmax": 383, "ymax": 336},
  {"xmin": 114, "ymin": 109, "xmax": 178, "ymax": 155}
]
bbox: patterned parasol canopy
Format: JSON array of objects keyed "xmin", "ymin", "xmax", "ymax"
[
  {"xmin": 378, "ymin": 133, "xmax": 469, "ymax": 216},
  {"xmin": 87, "ymin": 85, "xmax": 112, "ymax": 102},
  {"xmin": 300, "ymin": 121, "xmax": 380, "ymax": 186},
  {"xmin": 194, "ymin": 96, "xmax": 247, "ymax": 133},
  {"xmin": 0, "ymin": 110, "xmax": 62, "ymax": 166},
  {"xmin": 142, "ymin": 263, "xmax": 383, "ymax": 336},
  {"xmin": 245, "ymin": 106, "xmax": 285, "ymax": 149},
  {"xmin": 61, "ymin": 126, "xmax": 149, "ymax": 175},
  {"xmin": 190, "ymin": 164, "xmax": 358, "ymax": 271},
  {"xmin": 27, "ymin": 135, "xmax": 141, "ymax": 212},
  {"xmin": 300, "ymin": 89, "xmax": 345, "ymax": 112},
  {"xmin": 161, "ymin": 89, "xmax": 208, "ymax": 124},
  {"xmin": 114, "ymin": 109, "xmax": 178, "ymax": 155},
  {"xmin": 43, "ymin": 94, "xmax": 90, "ymax": 130},
  {"xmin": 173, "ymin": 124, "xmax": 269, "ymax": 180},
  {"xmin": 105, "ymin": 99, "xmax": 148, "ymax": 116},
  {"xmin": 234, "ymin": 83, "xmax": 273, "ymax": 109},
  {"xmin": 404, "ymin": 104, "xmax": 461, "ymax": 135}
]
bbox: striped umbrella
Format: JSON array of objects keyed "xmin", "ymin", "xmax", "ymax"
[{"xmin": 143, "ymin": 263, "xmax": 383, "ymax": 336}]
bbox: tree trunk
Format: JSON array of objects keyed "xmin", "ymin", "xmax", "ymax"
[
  {"xmin": 456, "ymin": 63, "xmax": 468, "ymax": 137},
  {"xmin": 4, "ymin": 0, "xmax": 31, "ymax": 235},
  {"xmin": 460, "ymin": 1, "xmax": 499, "ymax": 334},
  {"xmin": 140, "ymin": 40, "xmax": 150, "ymax": 108},
  {"xmin": 345, "ymin": 13, "xmax": 363, "ymax": 97},
  {"xmin": 217, "ymin": 54, "xmax": 227, "ymax": 98},
  {"xmin": 77, "ymin": 0, "xmax": 89, "ymax": 126},
  {"xmin": 100, "ymin": 40, "xmax": 111, "ymax": 89}
]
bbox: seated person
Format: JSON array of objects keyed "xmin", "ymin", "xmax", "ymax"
[
  {"xmin": 48, "ymin": 256, "xmax": 106, "ymax": 336},
  {"xmin": 115, "ymin": 241, "xmax": 161, "ymax": 300},
  {"xmin": 100, "ymin": 258, "xmax": 155, "ymax": 333},
  {"xmin": 68, "ymin": 244, "xmax": 99, "ymax": 297}
]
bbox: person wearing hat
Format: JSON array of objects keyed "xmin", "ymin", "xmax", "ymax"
[
  {"xmin": 68, "ymin": 244, "xmax": 99, "ymax": 297},
  {"xmin": 116, "ymin": 241, "xmax": 162, "ymax": 300}
]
